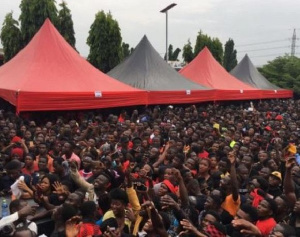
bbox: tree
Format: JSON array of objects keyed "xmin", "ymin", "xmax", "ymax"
[
  {"xmin": 87, "ymin": 11, "xmax": 122, "ymax": 73},
  {"xmin": 166, "ymin": 44, "xmax": 174, "ymax": 61},
  {"xmin": 19, "ymin": 0, "xmax": 58, "ymax": 46},
  {"xmin": 223, "ymin": 38, "xmax": 237, "ymax": 71},
  {"xmin": 194, "ymin": 30, "xmax": 212, "ymax": 56},
  {"xmin": 258, "ymin": 55, "xmax": 300, "ymax": 94},
  {"xmin": 182, "ymin": 39, "xmax": 194, "ymax": 63},
  {"xmin": 122, "ymin": 42, "xmax": 131, "ymax": 59},
  {"xmin": 57, "ymin": 1, "xmax": 75, "ymax": 48},
  {"xmin": 164, "ymin": 44, "xmax": 181, "ymax": 61},
  {"xmin": 210, "ymin": 37, "xmax": 223, "ymax": 64},
  {"xmin": 172, "ymin": 48, "xmax": 181, "ymax": 61},
  {"xmin": 193, "ymin": 31, "xmax": 223, "ymax": 64},
  {"xmin": 0, "ymin": 12, "xmax": 22, "ymax": 62}
]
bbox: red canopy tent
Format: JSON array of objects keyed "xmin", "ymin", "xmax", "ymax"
[
  {"xmin": 179, "ymin": 47, "xmax": 289, "ymax": 100},
  {"xmin": 0, "ymin": 19, "xmax": 147, "ymax": 113}
]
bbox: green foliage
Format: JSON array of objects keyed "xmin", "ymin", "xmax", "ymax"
[
  {"xmin": 19, "ymin": 0, "xmax": 58, "ymax": 46},
  {"xmin": 57, "ymin": 1, "xmax": 75, "ymax": 48},
  {"xmin": 223, "ymin": 38, "xmax": 237, "ymax": 71},
  {"xmin": 258, "ymin": 55, "xmax": 300, "ymax": 94},
  {"xmin": 193, "ymin": 31, "xmax": 223, "ymax": 64},
  {"xmin": 172, "ymin": 48, "xmax": 181, "ymax": 61},
  {"xmin": 182, "ymin": 39, "xmax": 193, "ymax": 63},
  {"xmin": 164, "ymin": 44, "xmax": 181, "ymax": 61},
  {"xmin": 194, "ymin": 31, "xmax": 211, "ymax": 56},
  {"xmin": 166, "ymin": 44, "xmax": 173, "ymax": 60},
  {"xmin": 87, "ymin": 11, "xmax": 122, "ymax": 73},
  {"xmin": 210, "ymin": 38, "xmax": 223, "ymax": 64},
  {"xmin": 0, "ymin": 12, "xmax": 22, "ymax": 62},
  {"xmin": 122, "ymin": 42, "xmax": 131, "ymax": 59}
]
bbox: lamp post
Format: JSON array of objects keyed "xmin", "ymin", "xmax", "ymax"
[{"xmin": 160, "ymin": 3, "xmax": 177, "ymax": 62}]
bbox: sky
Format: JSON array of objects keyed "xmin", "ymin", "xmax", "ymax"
[{"xmin": 1, "ymin": 0, "xmax": 300, "ymax": 66}]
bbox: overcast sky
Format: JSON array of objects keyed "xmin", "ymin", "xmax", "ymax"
[{"xmin": 1, "ymin": 0, "xmax": 300, "ymax": 66}]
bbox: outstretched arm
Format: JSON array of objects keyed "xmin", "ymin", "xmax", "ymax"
[
  {"xmin": 284, "ymin": 157, "xmax": 297, "ymax": 206},
  {"xmin": 142, "ymin": 201, "xmax": 168, "ymax": 237},
  {"xmin": 69, "ymin": 161, "xmax": 95, "ymax": 201},
  {"xmin": 228, "ymin": 152, "xmax": 239, "ymax": 201}
]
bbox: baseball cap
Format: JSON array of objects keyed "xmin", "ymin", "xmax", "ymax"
[{"xmin": 270, "ymin": 171, "xmax": 282, "ymax": 181}]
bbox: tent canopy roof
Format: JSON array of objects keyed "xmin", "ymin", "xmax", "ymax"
[
  {"xmin": 108, "ymin": 35, "xmax": 209, "ymax": 91},
  {"xmin": 0, "ymin": 19, "xmax": 141, "ymax": 93},
  {"xmin": 230, "ymin": 54, "xmax": 280, "ymax": 89},
  {"xmin": 179, "ymin": 47, "xmax": 256, "ymax": 90},
  {"xmin": 0, "ymin": 19, "xmax": 146, "ymax": 111}
]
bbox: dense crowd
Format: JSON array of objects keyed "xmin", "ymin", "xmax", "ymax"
[{"xmin": 0, "ymin": 99, "xmax": 300, "ymax": 237}]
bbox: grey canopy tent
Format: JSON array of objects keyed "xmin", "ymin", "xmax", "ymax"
[
  {"xmin": 108, "ymin": 35, "xmax": 208, "ymax": 91},
  {"xmin": 230, "ymin": 54, "xmax": 280, "ymax": 89}
]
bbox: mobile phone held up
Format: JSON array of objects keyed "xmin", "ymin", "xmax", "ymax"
[{"xmin": 295, "ymin": 153, "xmax": 300, "ymax": 166}]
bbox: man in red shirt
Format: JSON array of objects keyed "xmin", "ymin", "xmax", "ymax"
[{"xmin": 256, "ymin": 198, "xmax": 277, "ymax": 236}]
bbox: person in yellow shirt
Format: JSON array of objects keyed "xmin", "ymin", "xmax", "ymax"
[{"xmin": 102, "ymin": 170, "xmax": 142, "ymax": 235}]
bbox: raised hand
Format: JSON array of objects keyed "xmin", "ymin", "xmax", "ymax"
[
  {"xmin": 286, "ymin": 156, "xmax": 296, "ymax": 169},
  {"xmin": 172, "ymin": 168, "xmax": 183, "ymax": 181},
  {"xmin": 125, "ymin": 208, "xmax": 135, "ymax": 222},
  {"xmin": 18, "ymin": 204, "xmax": 38, "ymax": 218},
  {"xmin": 53, "ymin": 181, "xmax": 66, "ymax": 195},
  {"xmin": 228, "ymin": 151, "xmax": 236, "ymax": 164},
  {"xmin": 160, "ymin": 195, "xmax": 179, "ymax": 210},
  {"xmin": 179, "ymin": 219, "xmax": 201, "ymax": 236}
]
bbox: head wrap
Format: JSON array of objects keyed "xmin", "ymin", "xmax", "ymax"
[
  {"xmin": 11, "ymin": 148, "xmax": 24, "ymax": 158},
  {"xmin": 162, "ymin": 179, "xmax": 178, "ymax": 194},
  {"xmin": 250, "ymin": 188, "xmax": 264, "ymax": 208}
]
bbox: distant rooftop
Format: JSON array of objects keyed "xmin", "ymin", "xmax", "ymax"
[{"xmin": 168, "ymin": 60, "xmax": 185, "ymax": 71}]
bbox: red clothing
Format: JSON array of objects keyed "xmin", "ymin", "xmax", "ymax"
[
  {"xmin": 132, "ymin": 173, "xmax": 156, "ymax": 187},
  {"xmin": 36, "ymin": 155, "xmax": 54, "ymax": 172},
  {"xmin": 21, "ymin": 164, "xmax": 39, "ymax": 175},
  {"xmin": 62, "ymin": 152, "xmax": 81, "ymax": 167},
  {"xmin": 198, "ymin": 150, "xmax": 209, "ymax": 158},
  {"xmin": 77, "ymin": 223, "xmax": 101, "ymax": 237},
  {"xmin": 122, "ymin": 160, "xmax": 130, "ymax": 171},
  {"xmin": 79, "ymin": 170, "xmax": 93, "ymax": 180},
  {"xmin": 191, "ymin": 169, "xmax": 197, "ymax": 176},
  {"xmin": 256, "ymin": 218, "xmax": 276, "ymax": 236},
  {"xmin": 118, "ymin": 115, "xmax": 125, "ymax": 123}
]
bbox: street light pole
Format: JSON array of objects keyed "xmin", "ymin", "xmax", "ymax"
[{"xmin": 160, "ymin": 3, "xmax": 177, "ymax": 62}]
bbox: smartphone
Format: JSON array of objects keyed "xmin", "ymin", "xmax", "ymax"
[
  {"xmin": 296, "ymin": 153, "xmax": 300, "ymax": 165},
  {"xmin": 133, "ymin": 179, "xmax": 147, "ymax": 191}
]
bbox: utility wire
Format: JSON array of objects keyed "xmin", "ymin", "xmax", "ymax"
[
  {"xmin": 235, "ymin": 39, "xmax": 288, "ymax": 47},
  {"xmin": 238, "ymin": 46, "xmax": 297, "ymax": 53},
  {"xmin": 237, "ymin": 39, "xmax": 288, "ymax": 47},
  {"xmin": 249, "ymin": 53, "xmax": 290, "ymax": 58},
  {"xmin": 242, "ymin": 52, "xmax": 300, "ymax": 58}
]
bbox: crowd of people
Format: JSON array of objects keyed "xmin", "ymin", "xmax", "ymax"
[{"xmin": 0, "ymin": 99, "xmax": 300, "ymax": 237}]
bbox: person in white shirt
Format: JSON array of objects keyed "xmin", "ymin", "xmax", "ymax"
[{"xmin": 0, "ymin": 199, "xmax": 37, "ymax": 235}]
